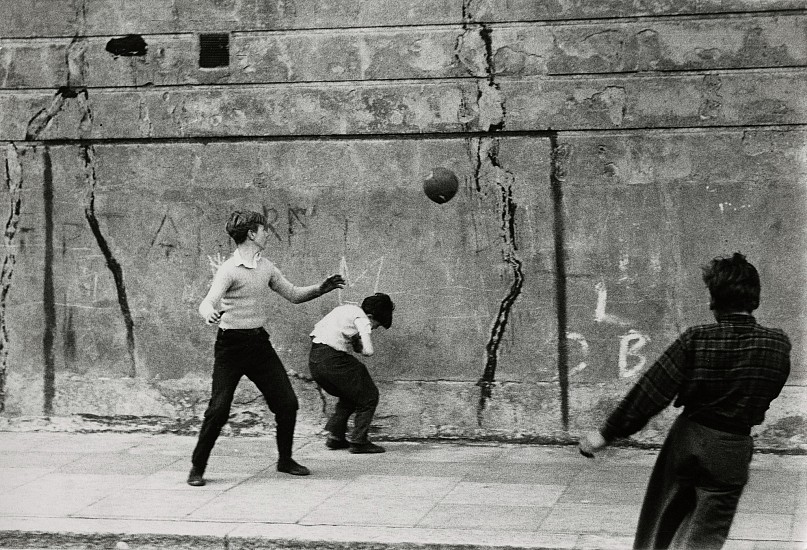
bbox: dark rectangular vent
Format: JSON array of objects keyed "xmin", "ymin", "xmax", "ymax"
[{"xmin": 199, "ymin": 33, "xmax": 229, "ymax": 68}]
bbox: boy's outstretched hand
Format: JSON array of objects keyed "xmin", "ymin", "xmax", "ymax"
[
  {"xmin": 320, "ymin": 274, "xmax": 346, "ymax": 294},
  {"xmin": 578, "ymin": 430, "xmax": 607, "ymax": 458}
]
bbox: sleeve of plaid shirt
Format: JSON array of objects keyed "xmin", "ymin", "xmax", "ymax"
[{"xmin": 600, "ymin": 330, "xmax": 691, "ymax": 442}]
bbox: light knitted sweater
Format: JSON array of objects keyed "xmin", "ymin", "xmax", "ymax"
[{"xmin": 199, "ymin": 251, "xmax": 321, "ymax": 329}]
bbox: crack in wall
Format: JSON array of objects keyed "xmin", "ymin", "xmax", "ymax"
[
  {"xmin": 75, "ymin": 0, "xmax": 88, "ymax": 34},
  {"xmin": 26, "ymin": 89, "xmax": 71, "ymax": 141},
  {"xmin": 16, "ymin": 29, "xmax": 99, "ymax": 412},
  {"xmin": 455, "ymin": 1, "xmax": 505, "ymax": 132},
  {"xmin": 76, "ymin": 87, "xmax": 93, "ymax": 138},
  {"xmin": 66, "ymin": 36, "xmax": 88, "ymax": 90},
  {"xmin": 698, "ymin": 74, "xmax": 723, "ymax": 120},
  {"xmin": 478, "ymin": 25, "xmax": 505, "ymax": 132},
  {"xmin": 6, "ymin": 43, "xmax": 78, "ymax": 411},
  {"xmin": 474, "ymin": 139, "xmax": 524, "ymax": 426},
  {"xmin": 16, "ymin": 20, "xmax": 145, "ymax": 411},
  {"xmin": 138, "ymin": 97, "xmax": 154, "ymax": 138},
  {"xmin": 0, "ymin": 145, "xmax": 23, "ymax": 413},
  {"xmin": 81, "ymin": 145, "xmax": 138, "ymax": 378},
  {"xmin": 25, "ymin": 36, "xmax": 89, "ymax": 141},
  {"xmin": 460, "ymin": 0, "xmax": 518, "ymax": 426}
]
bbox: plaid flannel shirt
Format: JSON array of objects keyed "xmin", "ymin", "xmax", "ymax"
[{"xmin": 601, "ymin": 313, "xmax": 791, "ymax": 441}]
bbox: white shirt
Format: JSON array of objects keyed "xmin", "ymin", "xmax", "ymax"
[
  {"xmin": 233, "ymin": 248, "xmax": 260, "ymax": 269},
  {"xmin": 310, "ymin": 304, "xmax": 372, "ymax": 353}
]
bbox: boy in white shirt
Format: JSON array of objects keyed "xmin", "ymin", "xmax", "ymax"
[{"xmin": 308, "ymin": 293, "xmax": 395, "ymax": 453}]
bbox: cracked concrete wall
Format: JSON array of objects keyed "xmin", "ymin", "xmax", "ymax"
[{"xmin": 0, "ymin": 0, "xmax": 805, "ymax": 449}]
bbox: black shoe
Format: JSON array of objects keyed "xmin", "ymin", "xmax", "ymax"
[
  {"xmin": 277, "ymin": 458, "xmax": 311, "ymax": 476},
  {"xmin": 187, "ymin": 466, "xmax": 206, "ymax": 486},
  {"xmin": 349, "ymin": 442, "xmax": 386, "ymax": 454},
  {"xmin": 326, "ymin": 436, "xmax": 350, "ymax": 450}
]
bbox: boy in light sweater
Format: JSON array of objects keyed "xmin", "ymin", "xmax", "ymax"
[
  {"xmin": 308, "ymin": 293, "xmax": 394, "ymax": 453},
  {"xmin": 188, "ymin": 210, "xmax": 344, "ymax": 486}
]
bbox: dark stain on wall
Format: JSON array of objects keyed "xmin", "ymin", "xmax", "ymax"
[
  {"xmin": 62, "ymin": 307, "xmax": 76, "ymax": 365},
  {"xmin": 550, "ymin": 133, "xmax": 570, "ymax": 429},
  {"xmin": 738, "ymin": 27, "xmax": 792, "ymax": 66},
  {"xmin": 105, "ymin": 34, "xmax": 148, "ymax": 57},
  {"xmin": 42, "ymin": 148, "xmax": 57, "ymax": 415}
]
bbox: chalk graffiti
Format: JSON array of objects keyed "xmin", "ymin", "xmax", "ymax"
[
  {"xmin": 287, "ymin": 206, "xmax": 307, "ymax": 245},
  {"xmin": 151, "ymin": 213, "xmax": 180, "ymax": 259},
  {"xmin": 566, "ymin": 331, "xmax": 589, "ymax": 375},
  {"xmin": 207, "ymin": 252, "xmax": 226, "ymax": 275},
  {"xmin": 594, "ymin": 280, "xmax": 632, "ymax": 326},
  {"xmin": 619, "ymin": 329, "xmax": 650, "ymax": 378},
  {"xmin": 566, "ymin": 280, "xmax": 652, "ymax": 379},
  {"xmin": 262, "ymin": 205, "xmax": 311, "ymax": 245},
  {"xmin": 337, "ymin": 255, "xmax": 385, "ymax": 304}
]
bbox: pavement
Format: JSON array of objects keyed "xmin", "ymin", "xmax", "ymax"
[{"xmin": 0, "ymin": 431, "xmax": 804, "ymax": 550}]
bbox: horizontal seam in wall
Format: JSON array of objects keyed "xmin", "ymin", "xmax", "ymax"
[
  {"xmin": 2, "ymin": 65, "xmax": 806, "ymax": 93},
  {"xmin": 4, "ymin": 122, "xmax": 807, "ymax": 147}
]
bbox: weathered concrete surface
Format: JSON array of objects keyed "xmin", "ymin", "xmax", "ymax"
[
  {"xmin": 2, "ymin": 14, "xmax": 805, "ymax": 88},
  {"xmin": 469, "ymin": 0, "xmax": 807, "ymax": 22},
  {"xmin": 560, "ymin": 129, "xmax": 807, "ymax": 383},
  {"xmin": 0, "ymin": 137, "xmax": 557, "ymax": 418},
  {"xmin": 2, "ymin": 0, "xmax": 804, "ymax": 37},
  {"xmin": 0, "ymin": 433, "xmax": 803, "ymax": 549},
  {"xmin": 1, "ymin": 70, "xmax": 805, "ymax": 141},
  {"xmin": 1, "ymin": 1, "xmax": 805, "ymax": 449},
  {"xmin": 2, "ymin": 128, "xmax": 805, "ymax": 448},
  {"xmin": 0, "ymin": 0, "xmax": 463, "ymax": 37}
]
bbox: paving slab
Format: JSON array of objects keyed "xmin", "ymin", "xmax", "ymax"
[{"xmin": 0, "ymin": 431, "xmax": 804, "ymax": 550}]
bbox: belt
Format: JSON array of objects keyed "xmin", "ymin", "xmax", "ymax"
[
  {"xmin": 219, "ymin": 327, "xmax": 266, "ymax": 336},
  {"xmin": 686, "ymin": 410, "xmax": 751, "ymax": 436}
]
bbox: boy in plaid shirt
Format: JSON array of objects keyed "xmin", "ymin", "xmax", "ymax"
[{"xmin": 580, "ymin": 253, "xmax": 791, "ymax": 550}]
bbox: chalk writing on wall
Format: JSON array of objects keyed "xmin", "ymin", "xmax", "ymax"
[
  {"xmin": 337, "ymin": 255, "xmax": 385, "ymax": 304},
  {"xmin": 263, "ymin": 205, "xmax": 310, "ymax": 245},
  {"xmin": 619, "ymin": 329, "xmax": 650, "ymax": 378},
  {"xmin": 151, "ymin": 214, "xmax": 180, "ymax": 259},
  {"xmin": 566, "ymin": 331, "xmax": 589, "ymax": 375},
  {"xmin": 567, "ymin": 280, "xmax": 651, "ymax": 379}
]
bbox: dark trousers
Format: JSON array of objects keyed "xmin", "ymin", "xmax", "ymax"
[
  {"xmin": 191, "ymin": 328, "xmax": 299, "ymax": 470},
  {"xmin": 308, "ymin": 342, "xmax": 379, "ymax": 444},
  {"xmin": 634, "ymin": 415, "xmax": 753, "ymax": 550}
]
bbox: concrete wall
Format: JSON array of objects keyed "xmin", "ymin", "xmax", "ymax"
[{"xmin": 1, "ymin": 0, "xmax": 805, "ymax": 449}]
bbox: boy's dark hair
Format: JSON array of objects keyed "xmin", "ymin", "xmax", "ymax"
[
  {"xmin": 225, "ymin": 210, "xmax": 266, "ymax": 244},
  {"xmin": 361, "ymin": 293, "xmax": 395, "ymax": 329},
  {"xmin": 702, "ymin": 252, "xmax": 760, "ymax": 312}
]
